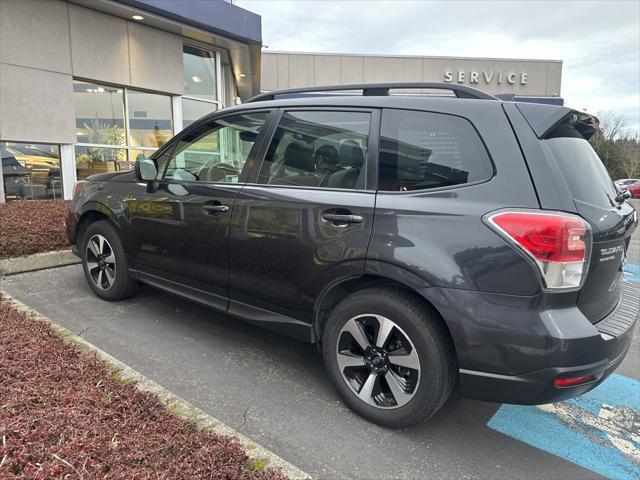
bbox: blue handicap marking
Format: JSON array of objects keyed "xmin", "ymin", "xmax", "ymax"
[
  {"xmin": 488, "ymin": 374, "xmax": 640, "ymax": 480},
  {"xmin": 624, "ymin": 262, "xmax": 640, "ymax": 283}
]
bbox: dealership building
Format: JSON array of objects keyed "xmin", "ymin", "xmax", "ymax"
[
  {"xmin": 0, "ymin": 0, "xmax": 563, "ymax": 204},
  {"xmin": 261, "ymin": 51, "xmax": 562, "ymax": 100},
  {"xmin": 0, "ymin": 0, "xmax": 261, "ymax": 203}
]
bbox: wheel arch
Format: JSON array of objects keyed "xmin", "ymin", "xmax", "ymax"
[
  {"xmin": 75, "ymin": 202, "xmax": 122, "ymax": 249},
  {"xmin": 313, "ymin": 273, "xmax": 455, "ymax": 354}
]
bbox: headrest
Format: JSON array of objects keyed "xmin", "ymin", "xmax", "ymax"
[
  {"xmin": 315, "ymin": 144, "xmax": 339, "ymax": 165},
  {"xmin": 339, "ymin": 140, "xmax": 365, "ymax": 167},
  {"xmin": 283, "ymin": 141, "xmax": 314, "ymax": 172}
]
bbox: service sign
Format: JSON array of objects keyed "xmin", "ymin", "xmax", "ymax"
[{"xmin": 444, "ymin": 71, "xmax": 528, "ymax": 85}]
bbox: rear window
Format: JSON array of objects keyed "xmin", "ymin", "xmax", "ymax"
[
  {"xmin": 378, "ymin": 109, "xmax": 493, "ymax": 192},
  {"xmin": 542, "ymin": 137, "xmax": 618, "ymax": 209}
]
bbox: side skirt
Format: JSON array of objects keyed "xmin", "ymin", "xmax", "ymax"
[{"xmin": 130, "ymin": 269, "xmax": 314, "ymax": 343}]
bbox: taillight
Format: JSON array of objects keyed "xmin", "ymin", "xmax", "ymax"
[{"xmin": 485, "ymin": 210, "xmax": 592, "ymax": 290}]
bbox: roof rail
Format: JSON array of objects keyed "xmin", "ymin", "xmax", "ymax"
[{"xmin": 245, "ymin": 82, "xmax": 498, "ymax": 103}]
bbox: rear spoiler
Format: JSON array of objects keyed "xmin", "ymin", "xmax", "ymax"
[{"xmin": 515, "ymin": 102, "xmax": 600, "ymax": 140}]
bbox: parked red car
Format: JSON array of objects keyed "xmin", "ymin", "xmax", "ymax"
[{"xmin": 627, "ymin": 182, "xmax": 640, "ymax": 198}]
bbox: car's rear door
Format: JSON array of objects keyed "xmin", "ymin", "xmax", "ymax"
[
  {"xmin": 127, "ymin": 110, "xmax": 272, "ymax": 310},
  {"xmin": 505, "ymin": 103, "xmax": 637, "ymax": 324},
  {"xmin": 228, "ymin": 108, "xmax": 379, "ymax": 340},
  {"xmin": 540, "ymin": 122, "xmax": 636, "ymax": 323}
]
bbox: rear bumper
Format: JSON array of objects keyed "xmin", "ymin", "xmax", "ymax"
[
  {"xmin": 458, "ymin": 343, "xmax": 631, "ymax": 404},
  {"xmin": 420, "ymin": 280, "xmax": 639, "ymax": 405}
]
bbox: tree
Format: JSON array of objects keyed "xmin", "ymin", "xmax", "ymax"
[
  {"xmin": 617, "ymin": 135, "xmax": 640, "ymax": 178},
  {"xmin": 589, "ymin": 111, "xmax": 640, "ymax": 180}
]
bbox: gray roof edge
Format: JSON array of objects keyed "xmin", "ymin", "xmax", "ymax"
[
  {"xmin": 114, "ymin": 0, "xmax": 262, "ymax": 45},
  {"xmin": 263, "ymin": 50, "xmax": 562, "ymax": 64}
]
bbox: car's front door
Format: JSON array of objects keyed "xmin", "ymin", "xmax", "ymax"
[
  {"xmin": 228, "ymin": 108, "xmax": 379, "ymax": 340},
  {"xmin": 128, "ymin": 110, "xmax": 271, "ymax": 309}
]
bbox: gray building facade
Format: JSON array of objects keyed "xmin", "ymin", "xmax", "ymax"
[
  {"xmin": 261, "ymin": 51, "xmax": 562, "ymax": 98},
  {"xmin": 0, "ymin": 0, "xmax": 261, "ymax": 203}
]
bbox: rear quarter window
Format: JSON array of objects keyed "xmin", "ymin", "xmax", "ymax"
[
  {"xmin": 379, "ymin": 109, "xmax": 493, "ymax": 192},
  {"xmin": 542, "ymin": 136, "xmax": 618, "ymax": 209}
]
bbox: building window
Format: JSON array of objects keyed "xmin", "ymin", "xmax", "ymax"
[
  {"xmin": 73, "ymin": 80, "xmax": 173, "ymax": 179},
  {"xmin": 1, "ymin": 142, "xmax": 62, "ymax": 202},
  {"xmin": 181, "ymin": 45, "xmax": 220, "ymax": 128},
  {"xmin": 182, "ymin": 97, "xmax": 218, "ymax": 129},
  {"xmin": 183, "ymin": 45, "xmax": 217, "ymax": 102},
  {"xmin": 128, "ymin": 90, "xmax": 173, "ymax": 149}
]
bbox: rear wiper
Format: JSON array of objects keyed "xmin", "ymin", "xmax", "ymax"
[{"xmin": 615, "ymin": 190, "xmax": 631, "ymax": 204}]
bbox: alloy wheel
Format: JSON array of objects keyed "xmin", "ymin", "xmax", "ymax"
[
  {"xmin": 336, "ymin": 314, "xmax": 420, "ymax": 409},
  {"xmin": 85, "ymin": 234, "xmax": 116, "ymax": 290}
]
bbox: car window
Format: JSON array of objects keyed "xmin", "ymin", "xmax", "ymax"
[
  {"xmin": 379, "ymin": 109, "xmax": 493, "ymax": 192},
  {"xmin": 542, "ymin": 136, "xmax": 618, "ymax": 209},
  {"xmin": 258, "ymin": 111, "xmax": 371, "ymax": 190},
  {"xmin": 163, "ymin": 112, "xmax": 269, "ymax": 183}
]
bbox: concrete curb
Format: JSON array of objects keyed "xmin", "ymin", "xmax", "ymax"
[
  {"xmin": 3, "ymin": 294, "xmax": 311, "ymax": 480},
  {"xmin": 0, "ymin": 249, "xmax": 80, "ymax": 276}
]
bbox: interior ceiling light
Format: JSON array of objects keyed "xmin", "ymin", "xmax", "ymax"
[
  {"xmin": 192, "ymin": 75, "xmax": 202, "ymax": 83},
  {"xmin": 132, "ymin": 14, "xmax": 144, "ymax": 20},
  {"xmin": 239, "ymin": 73, "xmax": 246, "ymax": 78}
]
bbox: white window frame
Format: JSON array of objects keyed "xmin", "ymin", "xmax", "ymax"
[
  {"xmin": 61, "ymin": 144, "xmax": 76, "ymax": 200},
  {"xmin": 0, "ymin": 156, "xmax": 5, "ymax": 203}
]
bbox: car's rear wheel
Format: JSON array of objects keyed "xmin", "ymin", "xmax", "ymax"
[
  {"xmin": 81, "ymin": 220, "xmax": 138, "ymax": 301},
  {"xmin": 322, "ymin": 287, "xmax": 456, "ymax": 427}
]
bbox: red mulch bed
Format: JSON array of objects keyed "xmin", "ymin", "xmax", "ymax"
[
  {"xmin": 0, "ymin": 200, "xmax": 71, "ymax": 259},
  {"xmin": 0, "ymin": 295, "xmax": 288, "ymax": 480}
]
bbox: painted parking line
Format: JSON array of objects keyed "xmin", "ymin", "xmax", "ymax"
[
  {"xmin": 624, "ymin": 262, "xmax": 640, "ymax": 283},
  {"xmin": 487, "ymin": 374, "xmax": 640, "ymax": 480}
]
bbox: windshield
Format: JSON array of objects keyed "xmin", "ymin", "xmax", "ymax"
[{"xmin": 543, "ymin": 137, "xmax": 618, "ymax": 209}]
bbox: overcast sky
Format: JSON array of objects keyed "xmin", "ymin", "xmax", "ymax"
[{"xmin": 237, "ymin": 0, "xmax": 640, "ymax": 134}]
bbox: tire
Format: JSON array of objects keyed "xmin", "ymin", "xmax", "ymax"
[
  {"xmin": 80, "ymin": 220, "xmax": 138, "ymax": 301},
  {"xmin": 322, "ymin": 287, "xmax": 456, "ymax": 427}
]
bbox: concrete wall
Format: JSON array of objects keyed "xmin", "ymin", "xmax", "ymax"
[
  {"xmin": 0, "ymin": 0, "xmax": 184, "ymax": 144},
  {"xmin": 262, "ymin": 52, "xmax": 563, "ymax": 97}
]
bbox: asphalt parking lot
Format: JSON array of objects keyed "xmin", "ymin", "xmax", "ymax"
[{"xmin": 2, "ymin": 238, "xmax": 639, "ymax": 479}]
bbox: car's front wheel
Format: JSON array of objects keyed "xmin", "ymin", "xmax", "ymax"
[
  {"xmin": 322, "ymin": 287, "xmax": 456, "ymax": 427},
  {"xmin": 81, "ymin": 220, "xmax": 138, "ymax": 301}
]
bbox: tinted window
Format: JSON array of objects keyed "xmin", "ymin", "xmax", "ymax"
[
  {"xmin": 543, "ymin": 137, "xmax": 618, "ymax": 208},
  {"xmin": 164, "ymin": 112, "xmax": 268, "ymax": 183},
  {"xmin": 258, "ymin": 111, "xmax": 370, "ymax": 190},
  {"xmin": 1, "ymin": 142, "xmax": 62, "ymax": 201},
  {"xmin": 379, "ymin": 109, "xmax": 492, "ymax": 191}
]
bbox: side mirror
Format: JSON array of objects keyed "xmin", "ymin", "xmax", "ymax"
[
  {"xmin": 135, "ymin": 158, "xmax": 158, "ymax": 182},
  {"xmin": 239, "ymin": 131, "xmax": 258, "ymax": 142}
]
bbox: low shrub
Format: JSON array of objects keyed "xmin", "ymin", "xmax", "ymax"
[
  {"xmin": 0, "ymin": 200, "xmax": 70, "ymax": 259},
  {"xmin": 0, "ymin": 295, "xmax": 288, "ymax": 479}
]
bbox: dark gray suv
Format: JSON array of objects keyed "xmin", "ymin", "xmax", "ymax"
[{"xmin": 68, "ymin": 83, "xmax": 638, "ymax": 427}]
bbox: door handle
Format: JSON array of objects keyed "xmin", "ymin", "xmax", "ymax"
[
  {"xmin": 202, "ymin": 204, "xmax": 230, "ymax": 215},
  {"xmin": 322, "ymin": 213, "xmax": 364, "ymax": 225}
]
